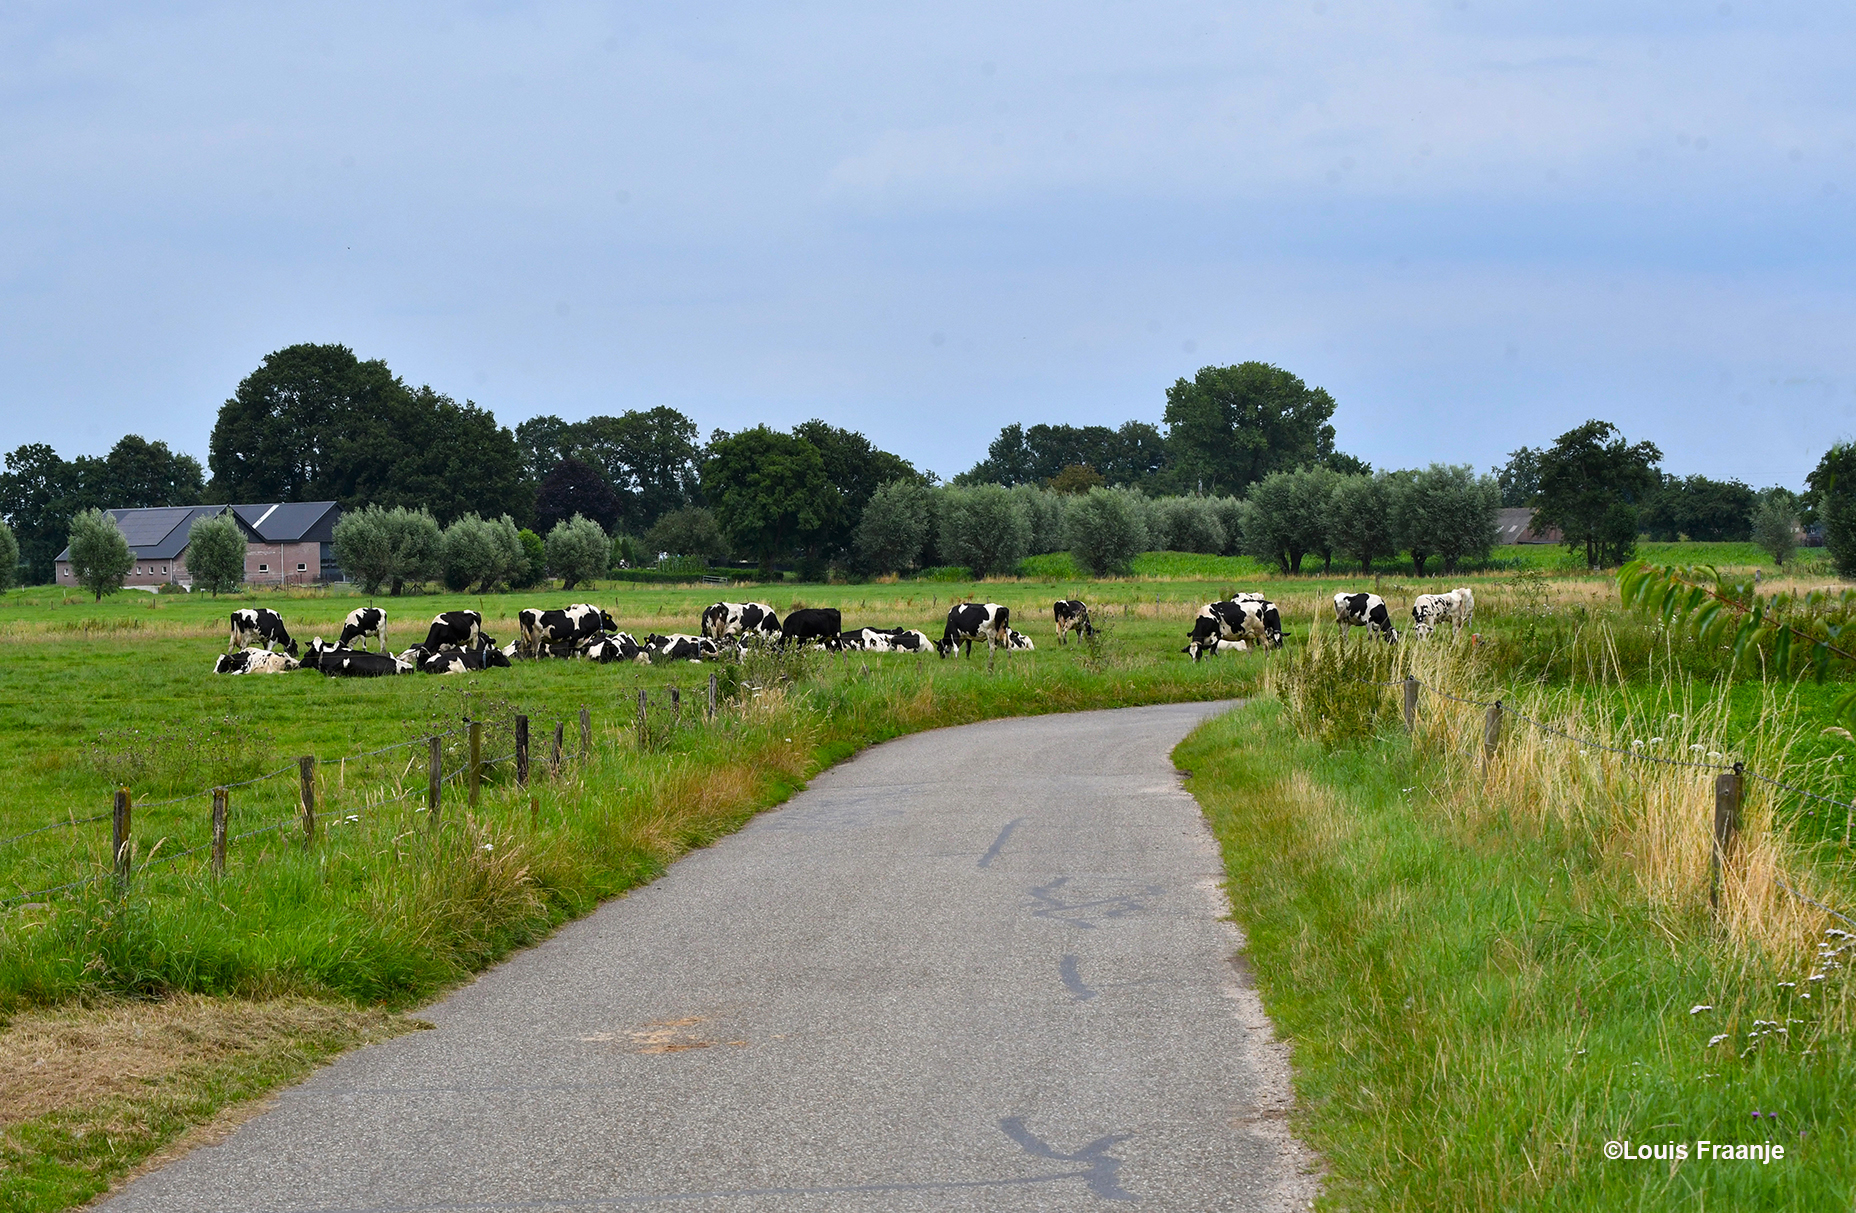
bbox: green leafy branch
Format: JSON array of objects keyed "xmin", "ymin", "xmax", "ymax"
[{"xmin": 1617, "ymin": 562, "xmax": 1856, "ymax": 720}]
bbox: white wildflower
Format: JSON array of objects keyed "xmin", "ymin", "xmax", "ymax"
[
  {"xmin": 1689, "ymin": 744, "xmax": 1705, "ymax": 753},
  {"xmin": 1631, "ymin": 740, "xmax": 1644, "ymax": 751},
  {"xmin": 481, "ymin": 842, "xmax": 494, "ymax": 852},
  {"xmin": 1708, "ymin": 1034, "xmax": 1730, "ymax": 1047},
  {"xmin": 1690, "ymin": 1004, "xmax": 1713, "ymax": 1014},
  {"xmin": 1649, "ymin": 736, "xmax": 1664, "ymax": 745},
  {"xmin": 1707, "ymin": 752, "xmax": 1723, "ymax": 761},
  {"xmin": 1669, "ymin": 713, "xmax": 1683, "ymax": 723}
]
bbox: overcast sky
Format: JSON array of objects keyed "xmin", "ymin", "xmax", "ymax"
[{"xmin": 4, "ymin": 1, "xmax": 1853, "ymax": 486}]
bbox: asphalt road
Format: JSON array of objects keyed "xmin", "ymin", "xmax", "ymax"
[{"xmin": 103, "ymin": 700, "xmax": 1317, "ymax": 1212}]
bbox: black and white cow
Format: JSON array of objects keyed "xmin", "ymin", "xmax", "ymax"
[
  {"xmin": 213, "ymin": 648, "xmax": 299, "ymax": 674},
  {"xmin": 1410, "ymin": 587, "xmax": 1475, "ymax": 639},
  {"xmin": 781, "ymin": 607, "xmax": 844, "ymax": 650},
  {"xmin": 336, "ymin": 607, "xmax": 388, "ymax": 652},
  {"xmin": 646, "ymin": 633, "xmax": 720, "ymax": 663},
  {"xmin": 1333, "ymin": 592, "xmax": 1399, "ymax": 643},
  {"xmin": 1229, "ymin": 593, "xmax": 1285, "ymax": 648},
  {"xmin": 701, "ymin": 601, "xmax": 782, "ymax": 642},
  {"xmin": 582, "ymin": 633, "xmax": 648, "ymax": 664},
  {"xmin": 419, "ymin": 646, "xmax": 513, "ymax": 675},
  {"xmin": 1053, "ymin": 600, "xmax": 1094, "ymax": 645},
  {"xmin": 518, "ymin": 604, "xmax": 618, "ymax": 657},
  {"xmin": 836, "ymin": 628, "xmax": 883, "ymax": 651},
  {"xmin": 884, "ymin": 628, "xmax": 933, "ymax": 653},
  {"xmin": 229, "ymin": 608, "xmax": 296, "ymax": 655},
  {"xmin": 938, "ymin": 603, "xmax": 1010, "ymax": 658},
  {"xmin": 1006, "ymin": 629, "xmax": 1035, "ymax": 651},
  {"xmin": 422, "ymin": 610, "xmax": 486, "ymax": 652},
  {"xmin": 302, "ymin": 639, "xmax": 413, "ymax": 677},
  {"xmin": 1186, "ymin": 601, "xmax": 1269, "ymax": 661},
  {"xmin": 1180, "ymin": 637, "xmax": 1248, "ymax": 656}
]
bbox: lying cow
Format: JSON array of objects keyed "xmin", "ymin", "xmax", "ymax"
[
  {"xmin": 836, "ymin": 628, "xmax": 886, "ymax": 651},
  {"xmin": 1334, "ymin": 592, "xmax": 1399, "ymax": 643},
  {"xmin": 1229, "ymin": 593, "xmax": 1284, "ymax": 648},
  {"xmin": 229, "ymin": 608, "xmax": 296, "ymax": 655},
  {"xmin": 422, "ymin": 610, "xmax": 486, "ymax": 652},
  {"xmin": 518, "ymin": 604, "xmax": 617, "ymax": 658},
  {"xmin": 1411, "ymin": 587, "xmax": 1475, "ymax": 639},
  {"xmin": 1180, "ymin": 637, "xmax": 1248, "ymax": 656},
  {"xmin": 646, "ymin": 633, "xmax": 720, "ymax": 662},
  {"xmin": 213, "ymin": 647, "xmax": 299, "ymax": 674},
  {"xmin": 582, "ymin": 633, "xmax": 648, "ymax": 664},
  {"xmin": 337, "ymin": 607, "xmax": 387, "ymax": 652},
  {"xmin": 302, "ymin": 639, "xmax": 413, "ymax": 677},
  {"xmin": 1186, "ymin": 600, "xmax": 1269, "ymax": 661},
  {"xmin": 938, "ymin": 602, "xmax": 1010, "ymax": 658},
  {"xmin": 420, "ymin": 646, "xmax": 513, "ymax": 675},
  {"xmin": 1053, "ymin": 600, "xmax": 1094, "ymax": 644},
  {"xmin": 1006, "ymin": 629, "xmax": 1035, "ymax": 651},
  {"xmin": 781, "ymin": 607, "xmax": 843, "ymax": 651},
  {"xmin": 882, "ymin": 628, "xmax": 934, "ymax": 653},
  {"xmin": 701, "ymin": 601, "xmax": 782, "ymax": 642}
]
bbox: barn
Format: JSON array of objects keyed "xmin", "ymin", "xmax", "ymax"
[{"xmin": 54, "ymin": 501, "xmax": 344, "ymax": 590}]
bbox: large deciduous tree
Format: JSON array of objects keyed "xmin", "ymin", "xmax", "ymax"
[
  {"xmin": 1326, "ymin": 474, "xmax": 1400, "ymax": 573},
  {"xmin": 1066, "ymin": 487, "xmax": 1150, "ymax": 576},
  {"xmin": 854, "ymin": 481, "xmax": 936, "ymax": 574},
  {"xmin": 701, "ymin": 427, "xmax": 830, "ymax": 576},
  {"xmin": 1, "ymin": 436, "xmax": 203, "ymax": 583},
  {"xmin": 1808, "ymin": 443, "xmax": 1856, "ymax": 576},
  {"xmin": 535, "ymin": 458, "xmax": 623, "ymax": 534},
  {"xmin": 791, "ymin": 419, "xmax": 924, "ymax": 570},
  {"xmin": 546, "ymin": 514, "xmax": 609, "ymax": 590},
  {"xmin": 1163, "ymin": 363, "xmax": 1341, "ymax": 496},
  {"xmin": 1640, "ymin": 473, "xmax": 1757, "ymax": 542},
  {"xmin": 938, "ymin": 485, "xmax": 1033, "ymax": 577},
  {"xmin": 67, "ymin": 509, "xmax": 134, "ymax": 601},
  {"xmin": 1534, "ymin": 421, "xmax": 1662, "ymax": 568},
  {"xmin": 186, "ymin": 513, "xmax": 247, "ymax": 595}
]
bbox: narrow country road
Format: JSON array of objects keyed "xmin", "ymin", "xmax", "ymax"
[{"xmin": 103, "ymin": 701, "xmax": 1316, "ymax": 1212}]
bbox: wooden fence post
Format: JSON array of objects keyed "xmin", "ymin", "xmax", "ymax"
[
  {"xmin": 1712, "ymin": 763, "xmax": 1744, "ymax": 911},
  {"xmin": 637, "ymin": 687, "xmax": 648, "ymax": 746},
  {"xmin": 515, "ymin": 715, "xmax": 529, "ymax": 788},
  {"xmin": 708, "ymin": 672, "xmax": 718, "ymax": 720},
  {"xmin": 112, "ymin": 789, "xmax": 132, "ymax": 889},
  {"xmin": 211, "ymin": 788, "xmax": 228, "ymax": 878},
  {"xmin": 579, "ymin": 707, "xmax": 591, "ymax": 757},
  {"xmin": 468, "ymin": 721, "xmax": 482, "ymax": 807},
  {"xmin": 1482, "ymin": 702, "xmax": 1502, "ymax": 763},
  {"xmin": 299, "ymin": 757, "xmax": 317, "ymax": 848},
  {"xmin": 427, "ymin": 736, "xmax": 442, "ymax": 826},
  {"xmin": 1403, "ymin": 676, "xmax": 1418, "ymax": 731},
  {"xmin": 670, "ymin": 686, "xmax": 680, "ymax": 726},
  {"xmin": 552, "ymin": 722, "xmax": 564, "ymax": 775}
]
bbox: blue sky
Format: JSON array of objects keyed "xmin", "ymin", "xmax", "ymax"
[{"xmin": 4, "ymin": 1, "xmax": 1853, "ymax": 486}]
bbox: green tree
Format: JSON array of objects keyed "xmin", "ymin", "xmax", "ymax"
[
  {"xmin": 1494, "ymin": 447, "xmax": 1543, "ymax": 508},
  {"xmin": 939, "ymin": 485, "xmax": 1032, "ymax": 576},
  {"xmin": 789, "ymin": 419, "xmax": 924, "ymax": 569},
  {"xmin": 514, "ymin": 528, "xmax": 547, "ymax": 588},
  {"xmin": 702, "ymin": 427, "xmax": 831, "ymax": 576},
  {"xmin": 854, "ymin": 480, "xmax": 936, "ymax": 574},
  {"xmin": 1751, "ymin": 493, "xmax": 1798, "ymax": 567},
  {"xmin": 1534, "ymin": 421, "xmax": 1662, "ymax": 568},
  {"xmin": 1808, "ymin": 444, "xmax": 1856, "ymax": 576},
  {"xmin": 1640, "ymin": 473, "xmax": 1757, "ymax": 542},
  {"xmin": 1011, "ymin": 484, "xmax": 1068, "ymax": 555},
  {"xmin": 569, "ymin": 407, "xmax": 703, "ymax": 531},
  {"xmin": 1149, "ymin": 496, "xmax": 1226, "ymax": 555},
  {"xmin": 1238, "ymin": 467, "xmax": 1333, "ymax": 574},
  {"xmin": 0, "ymin": 521, "xmax": 17, "ymax": 593},
  {"xmin": 95, "ymin": 435, "xmax": 204, "ymax": 509},
  {"xmin": 67, "ymin": 509, "xmax": 134, "ymax": 601},
  {"xmin": 1066, "ymin": 486, "xmax": 1150, "ymax": 576},
  {"xmin": 333, "ymin": 505, "xmax": 442, "ymax": 595},
  {"xmin": 442, "ymin": 513, "xmax": 525, "ymax": 592},
  {"xmin": 958, "ymin": 421, "xmax": 1171, "ymax": 489},
  {"xmin": 546, "ymin": 514, "xmax": 608, "ymax": 590},
  {"xmin": 1430, "ymin": 466, "xmax": 1502, "ymax": 574},
  {"xmin": 186, "ymin": 512, "xmax": 247, "ymax": 595},
  {"xmin": 1326, "ymin": 474, "xmax": 1399, "ymax": 573},
  {"xmin": 1163, "ymin": 363, "xmax": 1340, "ymax": 496},
  {"xmin": 645, "ymin": 507, "xmax": 729, "ymax": 563},
  {"xmin": 1048, "ymin": 464, "xmax": 1106, "ymax": 495}
]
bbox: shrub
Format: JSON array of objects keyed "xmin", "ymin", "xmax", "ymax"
[
  {"xmin": 186, "ymin": 512, "xmax": 247, "ymax": 595},
  {"xmin": 547, "ymin": 514, "xmax": 609, "ymax": 590},
  {"xmin": 67, "ymin": 509, "xmax": 135, "ymax": 601},
  {"xmin": 938, "ymin": 485, "xmax": 1031, "ymax": 577},
  {"xmin": 333, "ymin": 505, "xmax": 442, "ymax": 595},
  {"xmin": 1751, "ymin": 496, "xmax": 1797, "ymax": 567},
  {"xmin": 513, "ymin": 529, "xmax": 547, "ymax": 588},
  {"xmin": 1208, "ymin": 496, "xmax": 1246, "ymax": 556},
  {"xmin": 1011, "ymin": 484, "xmax": 1069, "ymax": 555},
  {"xmin": 1149, "ymin": 496, "xmax": 1226, "ymax": 554},
  {"xmin": 0, "ymin": 521, "xmax": 17, "ymax": 593},
  {"xmin": 1325, "ymin": 474, "xmax": 1399, "ymax": 573},
  {"xmin": 441, "ymin": 513, "xmax": 526, "ymax": 592},
  {"xmin": 856, "ymin": 481, "xmax": 935, "ymax": 574},
  {"xmin": 1066, "ymin": 486, "xmax": 1149, "ymax": 576}
]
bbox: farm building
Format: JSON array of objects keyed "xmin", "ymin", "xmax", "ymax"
[
  {"xmin": 54, "ymin": 501, "xmax": 343, "ymax": 589},
  {"xmin": 1496, "ymin": 507, "xmax": 1561, "ymax": 544}
]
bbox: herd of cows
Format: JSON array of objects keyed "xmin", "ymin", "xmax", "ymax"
[{"xmin": 207, "ymin": 586, "xmax": 1476, "ymax": 678}]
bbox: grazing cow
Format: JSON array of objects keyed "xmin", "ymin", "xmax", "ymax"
[
  {"xmin": 419, "ymin": 646, "xmax": 513, "ymax": 675},
  {"xmin": 646, "ymin": 633, "xmax": 719, "ymax": 663},
  {"xmin": 582, "ymin": 633, "xmax": 648, "ymax": 664},
  {"xmin": 1186, "ymin": 600, "xmax": 1270, "ymax": 661},
  {"xmin": 882, "ymin": 628, "xmax": 934, "ymax": 653},
  {"xmin": 228, "ymin": 608, "xmax": 297, "ymax": 656},
  {"xmin": 1053, "ymin": 600, "xmax": 1094, "ymax": 645},
  {"xmin": 302, "ymin": 639, "xmax": 412, "ymax": 677},
  {"xmin": 1180, "ymin": 637, "xmax": 1248, "ymax": 656},
  {"xmin": 781, "ymin": 607, "xmax": 844, "ymax": 651},
  {"xmin": 422, "ymin": 610, "xmax": 486, "ymax": 652},
  {"xmin": 337, "ymin": 607, "xmax": 388, "ymax": 653},
  {"xmin": 518, "ymin": 604, "xmax": 618, "ymax": 658},
  {"xmin": 701, "ymin": 601, "xmax": 782, "ymax": 642},
  {"xmin": 938, "ymin": 603, "xmax": 1011, "ymax": 658},
  {"xmin": 1411, "ymin": 587, "xmax": 1475, "ymax": 639},
  {"xmin": 1006, "ymin": 629, "xmax": 1036, "ymax": 651},
  {"xmin": 213, "ymin": 648, "xmax": 299, "ymax": 674},
  {"xmin": 1333, "ymin": 592, "xmax": 1400, "ymax": 643},
  {"xmin": 1229, "ymin": 593, "xmax": 1285, "ymax": 648}
]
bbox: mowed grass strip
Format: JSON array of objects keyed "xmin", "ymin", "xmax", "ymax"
[{"xmin": 1177, "ymin": 702, "xmax": 1855, "ymax": 1211}]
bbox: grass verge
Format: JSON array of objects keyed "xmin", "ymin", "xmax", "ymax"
[{"xmin": 1178, "ymin": 700, "xmax": 1854, "ymax": 1210}]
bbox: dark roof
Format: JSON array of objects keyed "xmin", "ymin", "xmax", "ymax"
[
  {"xmin": 55, "ymin": 505, "xmax": 239, "ymax": 562},
  {"xmin": 232, "ymin": 501, "xmax": 340, "ymax": 543},
  {"xmin": 54, "ymin": 501, "xmax": 340, "ymax": 561}
]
